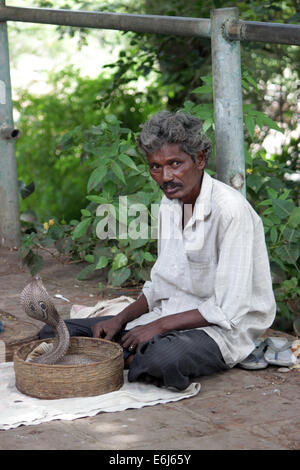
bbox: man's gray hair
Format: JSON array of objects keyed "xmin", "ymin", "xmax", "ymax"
[{"xmin": 137, "ymin": 111, "xmax": 212, "ymax": 164}]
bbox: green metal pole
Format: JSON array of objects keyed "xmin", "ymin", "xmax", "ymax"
[
  {"xmin": 211, "ymin": 7, "xmax": 246, "ymax": 196},
  {"xmin": 0, "ymin": 0, "xmax": 20, "ymax": 247}
]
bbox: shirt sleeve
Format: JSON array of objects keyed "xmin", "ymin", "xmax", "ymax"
[
  {"xmin": 198, "ymin": 208, "xmax": 256, "ymax": 330},
  {"xmin": 142, "ymin": 280, "xmax": 155, "ymax": 311}
]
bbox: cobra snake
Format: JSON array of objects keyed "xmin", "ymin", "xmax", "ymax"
[{"xmin": 20, "ymin": 276, "xmax": 95, "ymax": 365}]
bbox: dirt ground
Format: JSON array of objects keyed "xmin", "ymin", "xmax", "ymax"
[{"xmin": 0, "ymin": 246, "xmax": 299, "ymax": 450}]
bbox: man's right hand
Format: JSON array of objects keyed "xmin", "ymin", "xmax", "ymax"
[{"xmin": 91, "ymin": 316, "xmax": 123, "ymax": 341}]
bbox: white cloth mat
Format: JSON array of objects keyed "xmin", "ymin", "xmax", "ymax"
[
  {"xmin": 0, "ymin": 362, "xmax": 200, "ymax": 430},
  {"xmin": 70, "ymin": 295, "xmax": 135, "ymax": 319}
]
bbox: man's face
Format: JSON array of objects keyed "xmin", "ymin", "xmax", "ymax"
[{"xmin": 147, "ymin": 142, "xmax": 205, "ymax": 206}]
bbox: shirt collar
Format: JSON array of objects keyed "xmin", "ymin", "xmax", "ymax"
[
  {"xmin": 160, "ymin": 171, "xmax": 213, "ymax": 226},
  {"xmin": 194, "ymin": 171, "xmax": 213, "ymax": 219}
]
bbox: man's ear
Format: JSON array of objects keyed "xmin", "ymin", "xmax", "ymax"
[{"xmin": 195, "ymin": 150, "xmax": 206, "ymax": 170}]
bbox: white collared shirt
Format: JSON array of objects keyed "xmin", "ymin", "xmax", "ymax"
[{"xmin": 127, "ymin": 171, "xmax": 276, "ymax": 367}]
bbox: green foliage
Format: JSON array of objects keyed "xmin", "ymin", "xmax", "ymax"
[
  {"xmin": 14, "ymin": 67, "xmax": 107, "ymax": 222},
  {"xmin": 70, "ymin": 114, "xmax": 161, "ymax": 286},
  {"xmin": 14, "ymin": 64, "xmax": 162, "ymax": 222},
  {"xmin": 247, "ymin": 154, "xmax": 300, "ymax": 327},
  {"xmin": 20, "ymin": 113, "xmax": 161, "ymax": 287}
]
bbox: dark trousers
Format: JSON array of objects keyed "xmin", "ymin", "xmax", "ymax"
[{"xmin": 40, "ymin": 316, "xmax": 228, "ymax": 390}]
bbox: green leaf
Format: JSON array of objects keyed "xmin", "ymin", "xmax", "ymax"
[
  {"xmin": 108, "ymin": 139, "xmax": 120, "ymax": 156},
  {"xmin": 276, "ymin": 301, "xmax": 292, "ymax": 318},
  {"xmin": 242, "ymin": 72, "xmax": 259, "ymax": 92},
  {"xmin": 84, "ymin": 254, "xmax": 94, "ymax": 263},
  {"xmin": 269, "ymin": 213, "xmax": 281, "ymax": 225},
  {"xmin": 110, "ymin": 266, "xmax": 131, "ymax": 287},
  {"xmin": 242, "ymin": 79, "xmax": 250, "ymax": 92},
  {"xmin": 262, "ymin": 207, "xmax": 273, "ymax": 216},
  {"xmin": 272, "ymin": 199, "xmax": 294, "ymax": 220},
  {"xmin": 262, "ymin": 216, "xmax": 273, "ymax": 228},
  {"xmin": 111, "ymin": 161, "xmax": 126, "ymax": 184},
  {"xmin": 132, "ymin": 249, "xmax": 144, "ymax": 266},
  {"xmin": 267, "ymin": 188, "xmax": 278, "ymax": 199},
  {"xmin": 86, "ymin": 195, "xmax": 108, "ymax": 204},
  {"xmin": 192, "ymin": 85, "xmax": 213, "ymax": 95},
  {"xmin": 81, "ymin": 209, "xmax": 91, "ymax": 217},
  {"xmin": 143, "ymin": 251, "xmax": 155, "ymax": 262},
  {"xmin": 245, "ymin": 115, "xmax": 255, "ymax": 139},
  {"xmin": 77, "ymin": 264, "xmax": 95, "ymax": 280},
  {"xmin": 279, "ymin": 190, "xmax": 291, "ymax": 200},
  {"xmin": 102, "ymin": 180, "xmax": 117, "ymax": 201},
  {"xmin": 275, "ymin": 244, "xmax": 299, "ymax": 265},
  {"xmin": 255, "ymin": 113, "xmax": 282, "ymax": 133},
  {"xmin": 270, "ymin": 226, "xmax": 278, "ymax": 244},
  {"xmin": 118, "ymin": 153, "xmax": 139, "ymax": 171},
  {"xmin": 243, "ymin": 104, "xmax": 255, "ymax": 113},
  {"xmin": 246, "ymin": 174, "xmax": 265, "ymax": 192},
  {"xmin": 281, "ymin": 227, "xmax": 300, "ymax": 243},
  {"xmin": 72, "ymin": 217, "xmax": 92, "ymax": 239},
  {"xmin": 95, "ymin": 255, "xmax": 109, "ymax": 269},
  {"xmin": 112, "ymin": 252, "xmax": 128, "ymax": 271},
  {"xmin": 257, "ymin": 199, "xmax": 273, "ymax": 207},
  {"xmin": 202, "ymin": 118, "xmax": 213, "ymax": 133},
  {"xmin": 200, "ymin": 74, "xmax": 213, "ymax": 86},
  {"xmin": 181, "ymin": 100, "xmax": 195, "ymax": 114},
  {"xmin": 129, "ymin": 238, "xmax": 149, "ymax": 249},
  {"xmin": 288, "ymin": 206, "xmax": 300, "ymax": 228},
  {"xmin": 87, "ymin": 165, "xmax": 107, "ymax": 193},
  {"xmin": 244, "ymin": 147, "xmax": 252, "ymax": 166},
  {"xmin": 270, "ymin": 254, "xmax": 288, "ymax": 272},
  {"xmin": 134, "ymin": 265, "xmax": 151, "ymax": 282}
]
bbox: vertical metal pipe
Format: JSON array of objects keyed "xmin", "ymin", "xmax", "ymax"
[
  {"xmin": 0, "ymin": 0, "xmax": 20, "ymax": 247},
  {"xmin": 211, "ymin": 7, "xmax": 246, "ymax": 196}
]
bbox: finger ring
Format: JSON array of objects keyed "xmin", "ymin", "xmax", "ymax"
[{"xmin": 129, "ymin": 345, "xmax": 135, "ymax": 351}]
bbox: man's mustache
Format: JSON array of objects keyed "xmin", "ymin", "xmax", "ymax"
[{"xmin": 160, "ymin": 182, "xmax": 182, "ymax": 191}]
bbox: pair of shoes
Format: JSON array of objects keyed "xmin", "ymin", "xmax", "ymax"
[{"xmin": 238, "ymin": 337, "xmax": 297, "ymax": 370}]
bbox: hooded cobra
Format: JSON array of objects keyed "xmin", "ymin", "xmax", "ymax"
[{"xmin": 20, "ymin": 276, "xmax": 95, "ymax": 365}]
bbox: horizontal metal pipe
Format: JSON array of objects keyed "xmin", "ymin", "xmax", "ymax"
[
  {"xmin": 0, "ymin": 5, "xmax": 211, "ymax": 37},
  {"xmin": 226, "ymin": 20, "xmax": 300, "ymax": 46}
]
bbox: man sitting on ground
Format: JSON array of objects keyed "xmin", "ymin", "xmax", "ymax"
[{"xmin": 40, "ymin": 111, "xmax": 276, "ymax": 390}]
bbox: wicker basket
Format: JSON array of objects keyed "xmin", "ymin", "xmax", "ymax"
[{"xmin": 14, "ymin": 337, "xmax": 124, "ymax": 399}]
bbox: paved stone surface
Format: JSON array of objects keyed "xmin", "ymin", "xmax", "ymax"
[{"xmin": 0, "ymin": 247, "xmax": 299, "ymax": 450}]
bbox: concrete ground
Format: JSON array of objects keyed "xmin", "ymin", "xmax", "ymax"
[{"xmin": 0, "ymin": 246, "xmax": 299, "ymax": 450}]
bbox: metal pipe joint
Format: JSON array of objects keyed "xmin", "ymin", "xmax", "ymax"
[{"xmin": 0, "ymin": 126, "xmax": 21, "ymax": 140}]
